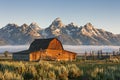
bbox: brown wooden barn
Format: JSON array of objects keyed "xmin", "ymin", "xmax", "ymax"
[{"xmin": 13, "ymin": 38, "xmax": 77, "ymax": 61}]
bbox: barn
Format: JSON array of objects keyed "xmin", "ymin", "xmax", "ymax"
[{"xmin": 13, "ymin": 38, "xmax": 77, "ymax": 61}]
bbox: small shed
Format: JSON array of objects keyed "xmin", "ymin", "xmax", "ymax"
[{"xmin": 13, "ymin": 38, "xmax": 77, "ymax": 61}]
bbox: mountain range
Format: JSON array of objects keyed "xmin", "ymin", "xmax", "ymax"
[{"xmin": 0, "ymin": 17, "xmax": 120, "ymax": 45}]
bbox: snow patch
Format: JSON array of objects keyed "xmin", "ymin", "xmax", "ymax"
[
  {"xmin": 71, "ymin": 29, "xmax": 76, "ymax": 31},
  {"xmin": 66, "ymin": 30, "xmax": 72, "ymax": 35},
  {"xmin": 42, "ymin": 30, "xmax": 48, "ymax": 36},
  {"xmin": 7, "ymin": 29, "xmax": 13, "ymax": 33}
]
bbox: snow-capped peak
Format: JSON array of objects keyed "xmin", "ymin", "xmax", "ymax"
[
  {"xmin": 29, "ymin": 22, "xmax": 41, "ymax": 30},
  {"xmin": 30, "ymin": 22, "xmax": 40, "ymax": 27},
  {"xmin": 54, "ymin": 17, "xmax": 61, "ymax": 22},
  {"xmin": 50, "ymin": 17, "xmax": 64, "ymax": 28},
  {"xmin": 6, "ymin": 23, "xmax": 19, "ymax": 27},
  {"xmin": 80, "ymin": 23, "xmax": 101, "ymax": 36},
  {"xmin": 21, "ymin": 23, "xmax": 29, "ymax": 31},
  {"xmin": 84, "ymin": 23, "xmax": 94, "ymax": 30},
  {"xmin": 1, "ymin": 23, "xmax": 19, "ymax": 30},
  {"xmin": 22, "ymin": 23, "xmax": 28, "ymax": 27},
  {"xmin": 68, "ymin": 22, "xmax": 78, "ymax": 27}
]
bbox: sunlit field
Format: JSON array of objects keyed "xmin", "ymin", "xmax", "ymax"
[{"xmin": 0, "ymin": 58, "xmax": 120, "ymax": 80}]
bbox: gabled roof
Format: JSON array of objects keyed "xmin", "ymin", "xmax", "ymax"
[
  {"xmin": 13, "ymin": 38, "xmax": 64, "ymax": 54},
  {"xmin": 29, "ymin": 38, "xmax": 61, "ymax": 52},
  {"xmin": 13, "ymin": 50, "xmax": 30, "ymax": 54}
]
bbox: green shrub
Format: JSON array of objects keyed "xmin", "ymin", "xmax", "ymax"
[
  {"xmin": 22, "ymin": 72, "xmax": 34, "ymax": 80},
  {"xmin": 0, "ymin": 71, "xmax": 4, "ymax": 80},
  {"xmin": 48, "ymin": 71, "xmax": 56, "ymax": 80},
  {"xmin": 67, "ymin": 64, "xmax": 82, "ymax": 79}
]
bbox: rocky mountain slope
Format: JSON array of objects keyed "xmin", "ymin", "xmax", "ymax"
[
  {"xmin": 0, "ymin": 39, "xmax": 8, "ymax": 45},
  {"xmin": 0, "ymin": 18, "xmax": 120, "ymax": 45}
]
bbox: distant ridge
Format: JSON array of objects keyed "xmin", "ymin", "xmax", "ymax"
[{"xmin": 0, "ymin": 17, "xmax": 120, "ymax": 45}]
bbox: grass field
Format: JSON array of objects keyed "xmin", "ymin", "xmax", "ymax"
[{"xmin": 0, "ymin": 57, "xmax": 120, "ymax": 80}]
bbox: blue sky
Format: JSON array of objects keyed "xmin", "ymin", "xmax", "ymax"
[{"xmin": 0, "ymin": 0, "xmax": 120, "ymax": 34}]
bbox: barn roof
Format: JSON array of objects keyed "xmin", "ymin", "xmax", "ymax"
[
  {"xmin": 29, "ymin": 38, "xmax": 62, "ymax": 52},
  {"xmin": 13, "ymin": 50, "xmax": 30, "ymax": 54}
]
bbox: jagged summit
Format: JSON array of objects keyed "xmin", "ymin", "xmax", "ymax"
[
  {"xmin": 29, "ymin": 22, "xmax": 41, "ymax": 31},
  {"xmin": 86, "ymin": 22, "xmax": 93, "ymax": 26},
  {"xmin": 67, "ymin": 22, "xmax": 78, "ymax": 27},
  {"xmin": 6, "ymin": 23, "xmax": 19, "ymax": 28},
  {"xmin": 84, "ymin": 23, "xmax": 94, "ymax": 30},
  {"xmin": 21, "ymin": 23, "xmax": 28, "ymax": 27},
  {"xmin": 54, "ymin": 17, "xmax": 61, "ymax": 22},
  {"xmin": 1, "ymin": 23, "xmax": 19, "ymax": 30},
  {"xmin": 50, "ymin": 17, "xmax": 64, "ymax": 28},
  {"xmin": 80, "ymin": 23, "xmax": 101, "ymax": 37},
  {"xmin": 30, "ymin": 22, "xmax": 39, "ymax": 27}
]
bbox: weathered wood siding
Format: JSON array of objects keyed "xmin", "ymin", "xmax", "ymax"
[
  {"xmin": 29, "ymin": 49, "xmax": 77, "ymax": 61},
  {"xmin": 29, "ymin": 51, "xmax": 41, "ymax": 61},
  {"xmin": 13, "ymin": 54, "xmax": 29, "ymax": 61},
  {"xmin": 62, "ymin": 50, "xmax": 76, "ymax": 61},
  {"xmin": 48, "ymin": 38, "xmax": 63, "ymax": 50}
]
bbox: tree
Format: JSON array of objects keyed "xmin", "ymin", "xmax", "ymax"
[
  {"xmin": 113, "ymin": 51, "xmax": 117, "ymax": 56},
  {"xmin": 4, "ymin": 51, "xmax": 9, "ymax": 57},
  {"xmin": 92, "ymin": 51, "xmax": 95, "ymax": 60},
  {"xmin": 97, "ymin": 50, "xmax": 100, "ymax": 59},
  {"xmin": 100, "ymin": 50, "xmax": 103, "ymax": 58},
  {"xmin": 84, "ymin": 51, "xmax": 87, "ymax": 60}
]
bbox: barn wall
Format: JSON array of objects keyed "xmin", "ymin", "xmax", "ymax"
[
  {"xmin": 29, "ymin": 49, "xmax": 61, "ymax": 61},
  {"xmin": 29, "ymin": 49, "xmax": 76, "ymax": 61},
  {"xmin": 62, "ymin": 50, "xmax": 77, "ymax": 61},
  {"xmin": 55, "ymin": 50, "xmax": 76, "ymax": 61},
  {"xmin": 29, "ymin": 51, "xmax": 41, "ymax": 61},
  {"xmin": 45, "ymin": 49, "xmax": 63, "ymax": 60},
  {"xmin": 48, "ymin": 39, "xmax": 63, "ymax": 50},
  {"xmin": 13, "ymin": 54, "xmax": 29, "ymax": 61}
]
